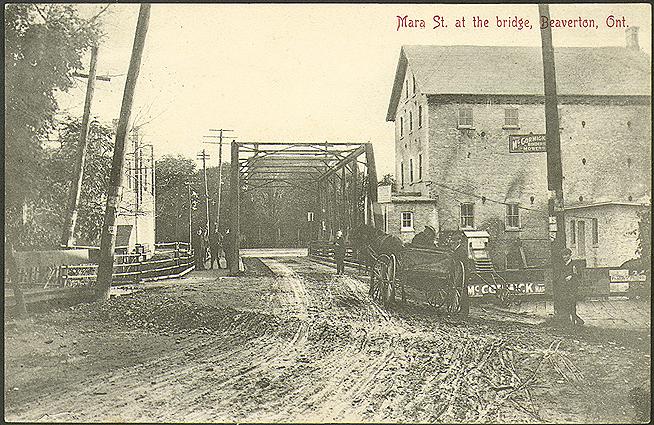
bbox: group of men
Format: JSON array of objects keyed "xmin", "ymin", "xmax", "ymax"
[{"xmin": 191, "ymin": 227, "xmax": 234, "ymax": 271}]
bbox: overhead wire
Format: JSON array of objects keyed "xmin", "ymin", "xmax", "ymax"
[{"xmin": 423, "ymin": 180, "xmax": 610, "ymax": 221}]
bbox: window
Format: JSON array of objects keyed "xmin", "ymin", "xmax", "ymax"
[
  {"xmin": 400, "ymin": 162, "xmax": 404, "ymax": 187},
  {"xmin": 412, "ymin": 75, "xmax": 416, "ymax": 94},
  {"xmin": 570, "ymin": 220, "xmax": 576, "ymax": 244},
  {"xmin": 460, "ymin": 203, "xmax": 474, "ymax": 228},
  {"xmin": 418, "ymin": 105, "xmax": 423, "ymax": 127},
  {"xmin": 409, "ymin": 111, "xmax": 413, "ymax": 132},
  {"xmin": 400, "ymin": 116, "xmax": 404, "ymax": 137},
  {"xmin": 506, "ymin": 204, "xmax": 520, "ymax": 229},
  {"xmin": 592, "ymin": 218, "xmax": 598, "ymax": 245},
  {"xmin": 409, "ymin": 159, "xmax": 414, "ymax": 183},
  {"xmin": 405, "ymin": 81, "xmax": 408, "ymax": 98},
  {"xmin": 307, "ymin": 211, "xmax": 314, "ymax": 222},
  {"xmin": 418, "ymin": 154, "xmax": 423, "ymax": 180},
  {"xmin": 401, "ymin": 211, "xmax": 414, "ymax": 231},
  {"xmin": 578, "ymin": 221, "xmax": 586, "ymax": 257},
  {"xmin": 458, "ymin": 107, "xmax": 473, "ymax": 128},
  {"xmin": 504, "ymin": 108, "xmax": 519, "ymax": 128}
]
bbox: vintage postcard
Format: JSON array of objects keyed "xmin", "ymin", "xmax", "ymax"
[{"xmin": 4, "ymin": 3, "xmax": 651, "ymax": 423}]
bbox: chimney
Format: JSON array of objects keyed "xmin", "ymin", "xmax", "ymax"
[{"xmin": 626, "ymin": 27, "xmax": 639, "ymax": 51}]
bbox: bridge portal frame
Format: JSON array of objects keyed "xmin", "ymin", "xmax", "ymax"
[{"xmin": 228, "ymin": 141, "xmax": 378, "ymax": 275}]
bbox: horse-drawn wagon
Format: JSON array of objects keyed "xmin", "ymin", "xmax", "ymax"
[{"xmin": 351, "ymin": 225, "xmax": 469, "ymax": 315}]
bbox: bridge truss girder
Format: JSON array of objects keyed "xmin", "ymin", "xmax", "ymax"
[{"xmin": 227, "ymin": 141, "xmax": 378, "ymax": 274}]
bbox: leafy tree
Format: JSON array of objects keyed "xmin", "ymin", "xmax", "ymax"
[
  {"xmin": 240, "ymin": 185, "xmax": 318, "ymax": 247},
  {"xmin": 17, "ymin": 118, "xmax": 115, "ymax": 249},
  {"xmin": 154, "ymin": 155, "xmax": 197, "ymax": 242},
  {"xmin": 379, "ymin": 173, "xmax": 397, "ymax": 192},
  {"xmin": 4, "ymin": 4, "xmax": 104, "ymax": 242}
]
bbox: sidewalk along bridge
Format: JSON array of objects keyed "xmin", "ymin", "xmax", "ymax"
[{"xmin": 226, "ymin": 141, "xmax": 379, "ymax": 275}]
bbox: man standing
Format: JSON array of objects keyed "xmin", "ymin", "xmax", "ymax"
[
  {"xmin": 562, "ymin": 247, "xmax": 584, "ymax": 326},
  {"xmin": 223, "ymin": 228, "xmax": 233, "ymax": 272},
  {"xmin": 334, "ymin": 230, "xmax": 346, "ymax": 275},
  {"xmin": 209, "ymin": 228, "xmax": 224, "ymax": 270},
  {"xmin": 192, "ymin": 227, "xmax": 206, "ymax": 271}
]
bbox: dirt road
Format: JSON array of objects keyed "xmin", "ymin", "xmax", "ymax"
[{"xmin": 4, "ymin": 256, "xmax": 650, "ymax": 423}]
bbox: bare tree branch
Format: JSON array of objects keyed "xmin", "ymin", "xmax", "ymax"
[
  {"xmin": 86, "ymin": 4, "xmax": 112, "ymax": 26},
  {"xmin": 33, "ymin": 4, "xmax": 49, "ymax": 23}
]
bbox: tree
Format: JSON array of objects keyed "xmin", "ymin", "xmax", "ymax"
[
  {"xmin": 4, "ymin": 4, "xmax": 105, "ymax": 242},
  {"xmin": 17, "ymin": 118, "xmax": 115, "ymax": 249},
  {"xmin": 379, "ymin": 173, "xmax": 397, "ymax": 192},
  {"xmin": 154, "ymin": 155, "xmax": 197, "ymax": 242}
]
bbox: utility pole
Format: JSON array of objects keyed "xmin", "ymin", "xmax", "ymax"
[
  {"xmin": 197, "ymin": 149, "xmax": 211, "ymax": 235},
  {"xmin": 61, "ymin": 45, "xmax": 112, "ymax": 247},
  {"xmin": 186, "ymin": 181, "xmax": 192, "ymax": 244},
  {"xmin": 229, "ymin": 140, "xmax": 241, "ymax": 275},
  {"xmin": 96, "ymin": 4, "xmax": 151, "ymax": 301},
  {"xmin": 539, "ymin": 3, "xmax": 567, "ymax": 321},
  {"xmin": 203, "ymin": 129, "xmax": 235, "ymax": 231}
]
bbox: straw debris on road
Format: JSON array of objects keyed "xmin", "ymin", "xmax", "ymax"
[{"xmin": 4, "ymin": 257, "xmax": 650, "ymax": 423}]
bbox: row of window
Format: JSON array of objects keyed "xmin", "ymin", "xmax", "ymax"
[
  {"xmin": 399, "ymin": 208, "xmax": 601, "ymax": 247},
  {"xmin": 399, "ymin": 155, "xmax": 423, "ymax": 187},
  {"xmin": 399, "ymin": 104, "xmax": 423, "ymax": 137},
  {"xmin": 399, "ymin": 203, "xmax": 521, "ymax": 232},
  {"xmin": 457, "ymin": 107, "xmax": 520, "ymax": 128},
  {"xmin": 460, "ymin": 203, "xmax": 520, "ymax": 230},
  {"xmin": 399, "ymin": 106, "xmax": 520, "ymax": 138}
]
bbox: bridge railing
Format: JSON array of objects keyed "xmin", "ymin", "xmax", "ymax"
[{"xmin": 6, "ymin": 243, "xmax": 195, "ymax": 289}]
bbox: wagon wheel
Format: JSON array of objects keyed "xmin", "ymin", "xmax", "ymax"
[
  {"xmin": 446, "ymin": 260, "xmax": 468, "ymax": 315},
  {"xmin": 446, "ymin": 285, "xmax": 462, "ymax": 314},
  {"xmin": 380, "ymin": 254, "xmax": 397, "ymax": 307},
  {"xmin": 390, "ymin": 255, "xmax": 405, "ymax": 306},
  {"xmin": 457, "ymin": 261, "xmax": 470, "ymax": 316},
  {"xmin": 369, "ymin": 260, "xmax": 384, "ymax": 303}
]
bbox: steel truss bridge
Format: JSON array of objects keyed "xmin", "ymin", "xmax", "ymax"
[{"xmin": 227, "ymin": 141, "xmax": 379, "ymax": 273}]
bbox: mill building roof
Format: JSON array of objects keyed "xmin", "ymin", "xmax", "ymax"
[{"xmin": 387, "ymin": 45, "xmax": 651, "ymax": 121}]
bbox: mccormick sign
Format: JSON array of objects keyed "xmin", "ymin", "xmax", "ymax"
[
  {"xmin": 467, "ymin": 281, "xmax": 546, "ymax": 298},
  {"xmin": 509, "ymin": 134, "xmax": 547, "ymax": 153}
]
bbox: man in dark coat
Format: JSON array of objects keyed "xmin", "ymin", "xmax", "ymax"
[
  {"xmin": 192, "ymin": 227, "xmax": 206, "ymax": 270},
  {"xmin": 334, "ymin": 230, "xmax": 346, "ymax": 275},
  {"xmin": 411, "ymin": 225, "xmax": 436, "ymax": 249},
  {"xmin": 209, "ymin": 228, "xmax": 224, "ymax": 270},
  {"xmin": 562, "ymin": 248, "xmax": 584, "ymax": 326},
  {"xmin": 223, "ymin": 228, "xmax": 234, "ymax": 273}
]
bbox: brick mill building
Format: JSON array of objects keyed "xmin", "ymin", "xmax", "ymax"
[{"xmin": 381, "ymin": 28, "xmax": 651, "ymax": 271}]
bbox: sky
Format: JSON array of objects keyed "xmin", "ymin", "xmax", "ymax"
[{"xmin": 57, "ymin": 3, "xmax": 652, "ymax": 175}]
